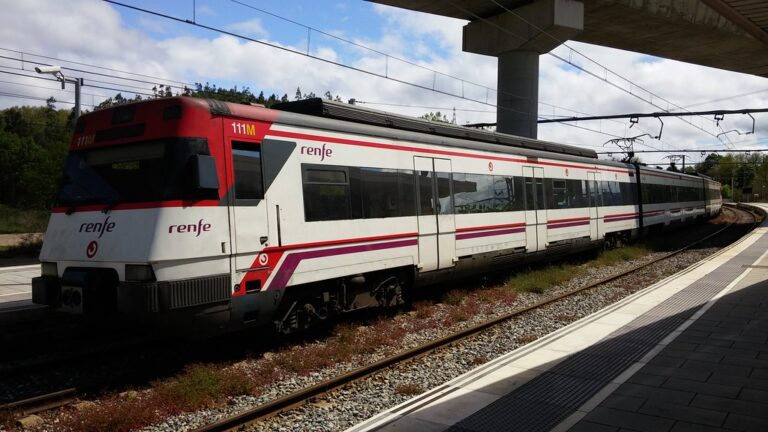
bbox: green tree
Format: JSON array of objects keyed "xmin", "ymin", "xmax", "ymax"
[{"xmin": 419, "ymin": 111, "xmax": 452, "ymax": 123}]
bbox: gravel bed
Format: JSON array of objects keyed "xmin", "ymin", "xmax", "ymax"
[{"xmin": 131, "ymin": 244, "xmax": 723, "ymax": 432}]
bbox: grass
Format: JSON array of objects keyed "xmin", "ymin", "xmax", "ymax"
[
  {"xmin": 154, "ymin": 364, "xmax": 255, "ymax": 410},
  {"xmin": 61, "ymin": 396, "xmax": 162, "ymax": 432},
  {"xmin": 505, "ymin": 264, "xmax": 577, "ymax": 294},
  {"xmin": 589, "ymin": 246, "xmax": 649, "ymax": 267},
  {"xmin": 0, "ymin": 205, "xmax": 49, "ymax": 234}
]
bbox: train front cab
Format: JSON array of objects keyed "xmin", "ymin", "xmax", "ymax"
[{"xmin": 29, "ymin": 98, "xmax": 265, "ymax": 334}]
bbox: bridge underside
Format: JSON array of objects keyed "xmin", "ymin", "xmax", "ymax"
[
  {"xmin": 370, "ymin": 0, "xmax": 768, "ymax": 77},
  {"xmin": 368, "ymin": 0, "xmax": 768, "ymax": 138}
]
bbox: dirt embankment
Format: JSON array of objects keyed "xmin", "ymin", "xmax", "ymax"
[{"xmin": 0, "ymin": 233, "xmax": 42, "ymax": 247}]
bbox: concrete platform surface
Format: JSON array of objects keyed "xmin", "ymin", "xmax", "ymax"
[
  {"xmin": 0, "ymin": 264, "xmax": 38, "ymax": 303},
  {"xmin": 348, "ymin": 204, "xmax": 768, "ymax": 432}
]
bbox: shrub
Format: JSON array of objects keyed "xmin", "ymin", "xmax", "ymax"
[
  {"xmin": 506, "ymin": 265, "xmax": 575, "ymax": 293},
  {"xmin": 155, "ymin": 364, "xmax": 254, "ymax": 410}
]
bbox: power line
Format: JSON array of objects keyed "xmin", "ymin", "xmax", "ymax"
[
  {"xmin": 486, "ymin": 0, "xmax": 726, "ymax": 141},
  {"xmin": 0, "ymin": 47, "xmax": 193, "ymax": 87},
  {"xmin": 0, "ymin": 53, "xmax": 187, "ymax": 92},
  {"xmin": 539, "ymin": 108, "xmax": 767, "ymax": 123},
  {"xmin": 99, "ymin": 0, "xmax": 556, "ymax": 120},
  {"xmin": 101, "ymin": 0, "xmax": 674, "ymax": 149},
  {"xmin": 681, "ymin": 88, "xmax": 768, "ymax": 109},
  {"xmin": 0, "ymin": 90, "xmax": 95, "ymax": 107}
]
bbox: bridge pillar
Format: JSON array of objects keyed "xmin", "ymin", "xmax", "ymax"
[{"xmin": 463, "ymin": 0, "xmax": 584, "ymax": 138}]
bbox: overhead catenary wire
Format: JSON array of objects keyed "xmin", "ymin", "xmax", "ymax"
[
  {"xmin": 3, "ymin": 1, "xmax": 752, "ymax": 161},
  {"xmin": 100, "ymin": 0, "xmax": 679, "ymax": 149}
]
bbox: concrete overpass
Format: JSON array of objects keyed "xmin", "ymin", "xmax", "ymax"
[{"xmin": 367, "ymin": 0, "xmax": 768, "ymax": 138}]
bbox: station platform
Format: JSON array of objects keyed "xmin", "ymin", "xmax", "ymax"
[
  {"xmin": 0, "ymin": 264, "xmax": 46, "ymax": 324},
  {"xmin": 349, "ymin": 204, "xmax": 768, "ymax": 432}
]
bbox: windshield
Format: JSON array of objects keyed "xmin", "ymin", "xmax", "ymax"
[{"xmin": 57, "ymin": 137, "xmax": 214, "ymax": 206}]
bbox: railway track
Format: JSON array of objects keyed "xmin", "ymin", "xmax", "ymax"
[
  {"xmin": 0, "ymin": 388, "xmax": 76, "ymax": 416},
  {"xmin": 2, "ymin": 206, "xmax": 757, "ymax": 430},
  {"xmin": 191, "ymin": 205, "xmax": 760, "ymax": 432}
]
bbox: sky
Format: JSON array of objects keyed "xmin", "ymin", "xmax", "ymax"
[{"xmin": 0, "ymin": 0, "xmax": 766, "ymax": 166}]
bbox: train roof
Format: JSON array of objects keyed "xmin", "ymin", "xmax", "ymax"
[
  {"xmin": 271, "ymin": 98, "xmax": 597, "ymax": 159},
  {"xmin": 84, "ymin": 97, "xmax": 718, "ymax": 182}
]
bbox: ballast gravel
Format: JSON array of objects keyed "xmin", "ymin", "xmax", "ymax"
[{"xmin": 132, "ymin": 246, "xmax": 721, "ymax": 432}]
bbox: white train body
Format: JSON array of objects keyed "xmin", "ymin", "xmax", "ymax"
[{"xmin": 32, "ymin": 97, "xmax": 722, "ymax": 332}]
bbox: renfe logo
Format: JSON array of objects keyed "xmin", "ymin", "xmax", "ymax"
[
  {"xmin": 168, "ymin": 219, "xmax": 211, "ymax": 237},
  {"xmin": 301, "ymin": 143, "xmax": 332, "ymax": 161},
  {"xmin": 79, "ymin": 216, "xmax": 115, "ymax": 239}
]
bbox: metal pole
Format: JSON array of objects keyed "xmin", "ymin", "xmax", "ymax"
[{"xmin": 72, "ymin": 78, "xmax": 82, "ymax": 123}]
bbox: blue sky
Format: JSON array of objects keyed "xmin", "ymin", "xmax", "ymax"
[{"xmin": 0, "ymin": 0, "xmax": 766, "ymax": 164}]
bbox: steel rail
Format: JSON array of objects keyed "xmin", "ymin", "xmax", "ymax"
[
  {"xmin": 193, "ymin": 205, "xmax": 754, "ymax": 432},
  {"xmin": 0, "ymin": 388, "xmax": 77, "ymax": 415}
]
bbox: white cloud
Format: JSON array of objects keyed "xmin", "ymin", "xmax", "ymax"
[
  {"xmin": 226, "ymin": 18, "xmax": 269, "ymax": 39},
  {"xmin": 0, "ymin": 0, "xmax": 766, "ymax": 164}
]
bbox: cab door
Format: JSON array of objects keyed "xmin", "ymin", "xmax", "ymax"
[{"xmin": 224, "ymin": 122, "xmax": 271, "ymax": 294}]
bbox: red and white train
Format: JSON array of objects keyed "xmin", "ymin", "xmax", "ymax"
[{"xmin": 32, "ymin": 97, "xmax": 722, "ymax": 333}]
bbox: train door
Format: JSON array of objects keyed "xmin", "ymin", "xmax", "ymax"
[
  {"xmin": 225, "ymin": 126, "xmax": 271, "ymax": 293},
  {"xmin": 414, "ymin": 156, "xmax": 456, "ymax": 272},
  {"xmin": 523, "ymin": 166, "xmax": 546, "ymax": 252},
  {"xmin": 588, "ymin": 172, "xmax": 602, "ymax": 241}
]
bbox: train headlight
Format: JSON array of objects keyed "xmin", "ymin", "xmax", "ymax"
[
  {"xmin": 125, "ymin": 264, "xmax": 156, "ymax": 282},
  {"xmin": 41, "ymin": 262, "xmax": 58, "ymax": 277}
]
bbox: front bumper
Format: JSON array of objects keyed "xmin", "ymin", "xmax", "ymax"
[{"xmin": 32, "ymin": 271, "xmax": 231, "ymax": 315}]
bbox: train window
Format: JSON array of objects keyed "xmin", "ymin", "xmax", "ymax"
[
  {"xmin": 568, "ymin": 179, "xmax": 589, "ymax": 208},
  {"xmin": 360, "ymin": 168, "xmax": 402, "ymax": 218},
  {"xmin": 506, "ymin": 177, "xmax": 526, "ymax": 211},
  {"xmin": 453, "ymin": 174, "xmax": 524, "ymax": 213},
  {"xmin": 437, "ymin": 172, "xmax": 454, "ymax": 215},
  {"xmin": 535, "ymin": 178, "xmax": 545, "ymax": 210},
  {"xmin": 600, "ymin": 181, "xmax": 615, "ymax": 206},
  {"xmin": 302, "ymin": 165, "xmax": 351, "ymax": 221},
  {"xmin": 619, "ymin": 182, "xmax": 637, "ymax": 206},
  {"xmin": 454, "ymin": 173, "xmax": 493, "ymax": 213},
  {"xmin": 232, "ymin": 142, "xmax": 264, "ymax": 200},
  {"xmin": 547, "ymin": 179, "xmax": 568, "ymax": 209},
  {"xmin": 418, "ymin": 171, "xmax": 435, "ymax": 216},
  {"xmin": 398, "ymin": 170, "xmax": 417, "ymax": 216},
  {"xmin": 524, "ymin": 177, "xmax": 534, "ymax": 210}
]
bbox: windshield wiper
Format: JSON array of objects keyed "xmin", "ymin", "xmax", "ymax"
[{"xmin": 65, "ymin": 205, "xmax": 77, "ymax": 215}]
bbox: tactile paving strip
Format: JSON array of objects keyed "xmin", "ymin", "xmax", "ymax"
[{"xmin": 447, "ymin": 233, "xmax": 768, "ymax": 432}]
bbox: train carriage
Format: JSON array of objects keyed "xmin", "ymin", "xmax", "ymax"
[{"xmin": 32, "ymin": 97, "xmax": 722, "ymax": 333}]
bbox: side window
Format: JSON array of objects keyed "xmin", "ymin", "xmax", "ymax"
[
  {"xmin": 525, "ymin": 177, "xmax": 534, "ymax": 210},
  {"xmin": 436, "ymin": 172, "xmax": 453, "ymax": 215},
  {"xmin": 453, "ymin": 173, "xmax": 494, "ymax": 214},
  {"xmin": 302, "ymin": 165, "xmax": 351, "ymax": 221},
  {"xmin": 360, "ymin": 168, "xmax": 401, "ymax": 218},
  {"xmin": 568, "ymin": 179, "xmax": 589, "ymax": 208},
  {"xmin": 549, "ymin": 179, "xmax": 568, "ymax": 209},
  {"xmin": 535, "ymin": 177, "xmax": 545, "ymax": 210},
  {"xmin": 232, "ymin": 142, "xmax": 263, "ymax": 200}
]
